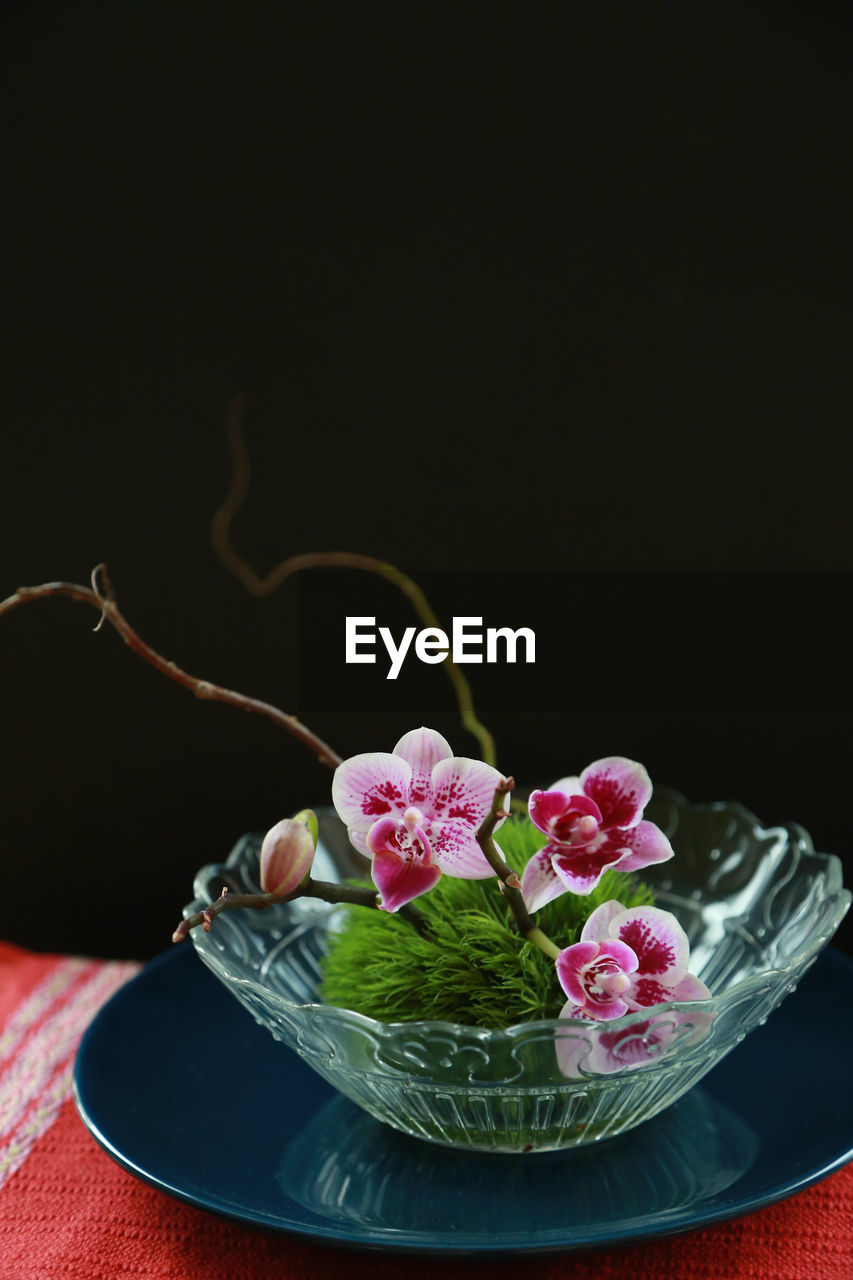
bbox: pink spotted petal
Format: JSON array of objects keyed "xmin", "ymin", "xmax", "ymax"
[
  {"xmin": 579, "ymin": 757, "xmax": 652, "ymax": 829},
  {"xmin": 371, "ymin": 848, "xmax": 442, "ymax": 912},
  {"xmin": 668, "ymin": 972, "xmax": 712, "ymax": 1002},
  {"xmin": 427, "ymin": 756, "xmax": 509, "ymax": 830},
  {"xmin": 555, "ymin": 941, "xmax": 601, "ymax": 1003},
  {"xmin": 331, "ymin": 752, "xmax": 412, "ymax": 832},
  {"xmin": 428, "ymin": 818, "xmax": 495, "ymax": 879},
  {"xmin": 607, "ymin": 819, "xmax": 674, "ymax": 873},
  {"xmin": 611, "ymin": 906, "xmax": 689, "ymax": 982},
  {"xmin": 550, "ymin": 842, "xmax": 627, "ymax": 896},
  {"xmin": 581, "ymin": 899, "xmax": 629, "ymax": 944},
  {"xmin": 520, "ymin": 848, "xmax": 566, "ymax": 912},
  {"xmin": 626, "ymin": 977, "xmax": 679, "ymax": 1008},
  {"xmin": 392, "ymin": 727, "xmax": 453, "ymax": 805},
  {"xmin": 528, "ymin": 789, "xmax": 601, "ymax": 841}
]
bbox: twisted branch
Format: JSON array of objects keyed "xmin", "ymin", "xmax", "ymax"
[
  {"xmin": 211, "ymin": 394, "xmax": 497, "ymax": 766},
  {"xmin": 476, "ymin": 779, "xmax": 560, "ymax": 960},
  {"xmin": 0, "ymin": 565, "xmax": 343, "ymax": 769},
  {"xmin": 172, "ymin": 878, "xmax": 431, "ymax": 942}
]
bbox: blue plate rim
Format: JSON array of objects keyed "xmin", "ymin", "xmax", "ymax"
[{"xmin": 72, "ymin": 944, "xmax": 853, "ymax": 1256}]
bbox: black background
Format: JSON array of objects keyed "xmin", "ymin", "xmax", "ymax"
[{"xmin": 2, "ymin": 2, "xmax": 851, "ymax": 961}]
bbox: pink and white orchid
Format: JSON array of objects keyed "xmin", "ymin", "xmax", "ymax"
[
  {"xmin": 555, "ymin": 900, "xmax": 711, "ymax": 1021},
  {"xmin": 521, "ymin": 756, "xmax": 674, "ymax": 908},
  {"xmin": 331, "ymin": 726, "xmax": 509, "ymax": 913},
  {"xmin": 553, "ymin": 900, "xmax": 712, "ymax": 1075}
]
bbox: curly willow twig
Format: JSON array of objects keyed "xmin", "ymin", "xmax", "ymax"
[
  {"xmin": 210, "ymin": 394, "xmax": 497, "ymax": 766},
  {"xmin": 0, "ymin": 565, "xmax": 343, "ymax": 769}
]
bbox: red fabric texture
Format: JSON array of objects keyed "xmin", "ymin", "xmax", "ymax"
[{"xmin": 1, "ymin": 940, "xmax": 851, "ymax": 1280}]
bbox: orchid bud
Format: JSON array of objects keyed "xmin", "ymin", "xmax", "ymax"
[{"xmin": 260, "ymin": 810, "xmax": 318, "ymax": 899}]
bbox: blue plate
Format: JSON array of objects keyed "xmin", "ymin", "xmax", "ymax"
[{"xmin": 73, "ymin": 944, "xmax": 853, "ymax": 1255}]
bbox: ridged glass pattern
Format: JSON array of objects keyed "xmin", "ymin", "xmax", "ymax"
[{"xmin": 183, "ymin": 795, "xmax": 849, "ymax": 1153}]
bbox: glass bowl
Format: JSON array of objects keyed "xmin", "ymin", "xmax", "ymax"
[{"xmin": 182, "ymin": 794, "xmax": 849, "ymax": 1153}]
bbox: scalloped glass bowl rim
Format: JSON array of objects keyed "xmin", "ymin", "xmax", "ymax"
[{"xmin": 183, "ymin": 793, "xmax": 850, "ymax": 1050}]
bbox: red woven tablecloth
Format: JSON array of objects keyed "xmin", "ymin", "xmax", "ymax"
[{"xmin": 0, "ymin": 939, "xmax": 850, "ymax": 1280}]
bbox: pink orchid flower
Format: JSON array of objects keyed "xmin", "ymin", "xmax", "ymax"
[
  {"xmin": 331, "ymin": 726, "xmax": 509, "ymax": 913},
  {"xmin": 553, "ymin": 900, "xmax": 712, "ymax": 1075},
  {"xmin": 555, "ymin": 900, "xmax": 712, "ymax": 1021},
  {"xmin": 521, "ymin": 756, "xmax": 674, "ymax": 908}
]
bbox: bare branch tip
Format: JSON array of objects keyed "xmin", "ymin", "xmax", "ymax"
[{"xmin": 90, "ymin": 563, "xmax": 115, "ymax": 632}]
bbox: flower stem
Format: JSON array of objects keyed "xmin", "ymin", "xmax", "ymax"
[
  {"xmin": 476, "ymin": 780, "xmax": 561, "ymax": 960},
  {"xmin": 303, "ymin": 879, "xmax": 431, "ymax": 935},
  {"xmin": 0, "ymin": 565, "xmax": 343, "ymax": 769},
  {"xmin": 171, "ymin": 877, "xmax": 431, "ymax": 943},
  {"xmin": 212, "ymin": 395, "xmax": 497, "ymax": 766},
  {"xmin": 524, "ymin": 927, "xmax": 561, "ymax": 961},
  {"xmin": 172, "ymin": 887, "xmax": 276, "ymax": 941}
]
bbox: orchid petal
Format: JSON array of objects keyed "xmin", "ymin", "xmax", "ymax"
[
  {"xmin": 392, "ymin": 727, "xmax": 453, "ymax": 805},
  {"xmin": 427, "ymin": 756, "xmax": 509, "ymax": 829},
  {"xmin": 366, "ymin": 815, "xmax": 441, "ymax": 912},
  {"xmin": 520, "ymin": 848, "xmax": 566, "ymax": 912},
  {"xmin": 528, "ymin": 788, "xmax": 572, "ymax": 837},
  {"xmin": 579, "ymin": 757, "xmax": 652, "ymax": 829},
  {"xmin": 556, "ymin": 938, "xmax": 639, "ymax": 1020},
  {"xmin": 428, "ymin": 818, "xmax": 495, "ymax": 878},
  {"xmin": 549, "ymin": 775, "xmax": 584, "ymax": 796},
  {"xmin": 346, "ymin": 827, "xmax": 372, "ymax": 860},
  {"xmin": 371, "ymin": 848, "xmax": 442, "ymax": 912},
  {"xmin": 528, "ymin": 789, "xmax": 601, "ymax": 841},
  {"xmin": 583, "ymin": 992, "xmax": 631, "ymax": 1021},
  {"xmin": 554, "ymin": 941, "xmax": 601, "ymax": 1003},
  {"xmin": 331, "ymin": 752, "xmax": 412, "ymax": 832},
  {"xmin": 580, "ymin": 899, "xmax": 628, "ymax": 944},
  {"xmin": 626, "ymin": 977, "xmax": 678, "ymax": 1008},
  {"xmin": 549, "ymin": 841, "xmax": 627, "ymax": 895},
  {"xmin": 597, "ymin": 940, "xmax": 640, "ymax": 972},
  {"xmin": 610, "ymin": 906, "xmax": 689, "ymax": 982},
  {"xmin": 607, "ymin": 819, "xmax": 674, "ymax": 873},
  {"xmin": 668, "ymin": 972, "xmax": 712, "ymax": 1002},
  {"xmin": 366, "ymin": 815, "xmax": 409, "ymax": 855}
]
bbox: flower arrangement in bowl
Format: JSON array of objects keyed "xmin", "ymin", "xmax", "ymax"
[
  {"xmin": 3, "ymin": 553, "xmax": 849, "ymax": 1155},
  {"xmin": 178, "ymin": 726, "xmax": 849, "ymax": 1154}
]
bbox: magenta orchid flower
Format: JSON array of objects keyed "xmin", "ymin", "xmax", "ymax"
[
  {"xmin": 553, "ymin": 899, "xmax": 712, "ymax": 1075},
  {"xmin": 521, "ymin": 756, "xmax": 674, "ymax": 908},
  {"xmin": 555, "ymin": 900, "xmax": 711, "ymax": 1021},
  {"xmin": 331, "ymin": 726, "xmax": 509, "ymax": 912}
]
